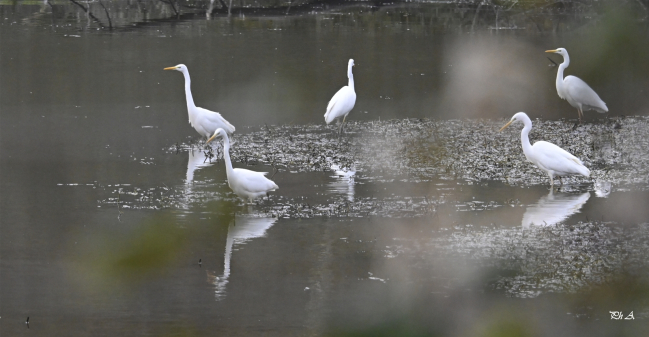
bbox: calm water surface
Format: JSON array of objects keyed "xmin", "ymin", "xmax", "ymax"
[{"xmin": 1, "ymin": 1, "xmax": 649, "ymax": 336}]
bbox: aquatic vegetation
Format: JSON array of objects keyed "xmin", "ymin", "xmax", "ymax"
[
  {"xmin": 99, "ymin": 116, "xmax": 649, "ymax": 217},
  {"xmin": 169, "ymin": 116, "xmax": 649, "ymax": 190}
]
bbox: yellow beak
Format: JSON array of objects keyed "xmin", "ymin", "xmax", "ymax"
[
  {"xmin": 545, "ymin": 49, "xmax": 558, "ymax": 53},
  {"xmin": 163, "ymin": 66, "xmax": 177, "ymax": 70},
  {"xmin": 499, "ymin": 120, "xmax": 514, "ymax": 132},
  {"xmin": 206, "ymin": 134, "xmax": 217, "ymax": 144}
]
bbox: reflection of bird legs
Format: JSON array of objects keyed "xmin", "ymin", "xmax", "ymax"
[
  {"xmin": 554, "ymin": 176, "xmax": 564, "ymax": 192},
  {"xmin": 243, "ymin": 200, "xmax": 254, "ymax": 214},
  {"xmin": 549, "ymin": 175, "xmax": 564, "ymax": 191}
]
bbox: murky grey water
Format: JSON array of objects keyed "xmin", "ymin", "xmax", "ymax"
[{"xmin": 2, "ymin": 1, "xmax": 649, "ymax": 336}]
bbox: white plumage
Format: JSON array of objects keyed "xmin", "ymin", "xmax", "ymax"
[
  {"xmin": 207, "ymin": 128, "xmax": 278, "ymax": 202},
  {"xmin": 546, "ymin": 48, "xmax": 608, "ymax": 123},
  {"xmin": 324, "ymin": 59, "xmax": 356, "ymax": 134},
  {"xmin": 500, "ymin": 112, "xmax": 590, "ymax": 187},
  {"xmin": 164, "ymin": 64, "xmax": 235, "ymax": 138}
]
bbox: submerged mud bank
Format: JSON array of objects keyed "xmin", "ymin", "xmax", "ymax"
[
  {"xmin": 429, "ymin": 221, "xmax": 649, "ymax": 299},
  {"xmin": 106, "ymin": 116, "xmax": 649, "ymax": 215},
  {"xmin": 112, "ymin": 116, "xmax": 649, "ymax": 215},
  {"xmin": 221, "ymin": 116, "xmax": 649, "ymax": 190}
]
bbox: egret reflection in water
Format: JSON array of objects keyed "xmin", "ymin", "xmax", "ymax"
[
  {"xmin": 185, "ymin": 148, "xmax": 215, "ymax": 183},
  {"xmin": 209, "ymin": 216, "xmax": 277, "ymax": 300},
  {"xmin": 328, "ymin": 164, "xmax": 356, "ymax": 202},
  {"xmin": 174, "ymin": 149, "xmax": 217, "ymax": 212},
  {"xmin": 521, "ymin": 190, "xmax": 591, "ymax": 228}
]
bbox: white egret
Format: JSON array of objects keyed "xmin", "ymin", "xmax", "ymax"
[
  {"xmin": 164, "ymin": 64, "xmax": 235, "ymax": 139},
  {"xmin": 546, "ymin": 48, "xmax": 608, "ymax": 123},
  {"xmin": 207, "ymin": 128, "xmax": 278, "ymax": 202},
  {"xmin": 500, "ymin": 112, "xmax": 590, "ymax": 187},
  {"xmin": 324, "ymin": 59, "xmax": 356, "ymax": 135}
]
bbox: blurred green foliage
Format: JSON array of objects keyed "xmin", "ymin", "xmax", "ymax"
[{"xmin": 79, "ymin": 201, "xmax": 235, "ymax": 289}]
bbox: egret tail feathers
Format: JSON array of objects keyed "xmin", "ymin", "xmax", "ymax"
[
  {"xmin": 324, "ymin": 103, "xmax": 336, "ymax": 124},
  {"xmin": 222, "ymin": 119, "xmax": 236, "ymax": 134},
  {"xmin": 569, "ymin": 158, "xmax": 590, "ymax": 177}
]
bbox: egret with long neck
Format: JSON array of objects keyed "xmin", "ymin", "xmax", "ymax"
[
  {"xmin": 546, "ymin": 48, "xmax": 607, "ymax": 124},
  {"xmin": 500, "ymin": 112, "xmax": 590, "ymax": 187},
  {"xmin": 324, "ymin": 59, "xmax": 356, "ymax": 135},
  {"xmin": 207, "ymin": 128, "xmax": 278, "ymax": 202},
  {"xmin": 164, "ymin": 64, "xmax": 235, "ymax": 139}
]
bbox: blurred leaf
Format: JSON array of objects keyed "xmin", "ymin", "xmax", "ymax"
[
  {"xmin": 92, "ymin": 214, "xmax": 188, "ymax": 285},
  {"xmin": 78, "ymin": 200, "xmax": 236, "ymax": 289}
]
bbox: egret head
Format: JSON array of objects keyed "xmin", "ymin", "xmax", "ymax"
[
  {"xmin": 545, "ymin": 48, "xmax": 568, "ymax": 58},
  {"xmin": 499, "ymin": 112, "xmax": 529, "ymax": 132},
  {"xmin": 206, "ymin": 128, "xmax": 227, "ymax": 144},
  {"xmin": 349, "ymin": 59, "xmax": 355, "ymax": 67},
  {"xmin": 163, "ymin": 64, "xmax": 188, "ymax": 72}
]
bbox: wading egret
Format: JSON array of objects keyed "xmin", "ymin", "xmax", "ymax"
[
  {"xmin": 324, "ymin": 59, "xmax": 356, "ymax": 135},
  {"xmin": 546, "ymin": 48, "xmax": 608, "ymax": 123},
  {"xmin": 499, "ymin": 112, "xmax": 590, "ymax": 187},
  {"xmin": 207, "ymin": 128, "xmax": 278, "ymax": 202},
  {"xmin": 164, "ymin": 64, "xmax": 235, "ymax": 138}
]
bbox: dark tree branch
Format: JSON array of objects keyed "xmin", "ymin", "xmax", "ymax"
[
  {"xmin": 97, "ymin": 0, "xmax": 113, "ymax": 29},
  {"xmin": 68, "ymin": 0, "xmax": 106, "ymax": 28},
  {"xmin": 159, "ymin": 0, "xmax": 179, "ymax": 16}
]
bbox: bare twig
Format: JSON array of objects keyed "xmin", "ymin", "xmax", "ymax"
[
  {"xmin": 471, "ymin": 1, "xmax": 483, "ymax": 32},
  {"xmin": 270, "ymin": 165, "xmax": 279, "ymax": 179},
  {"xmin": 159, "ymin": 0, "xmax": 179, "ymax": 16},
  {"xmin": 68, "ymin": 0, "xmax": 106, "ymax": 28},
  {"xmin": 97, "ymin": 0, "xmax": 112, "ymax": 29}
]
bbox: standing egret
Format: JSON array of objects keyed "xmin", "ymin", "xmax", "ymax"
[
  {"xmin": 164, "ymin": 64, "xmax": 235, "ymax": 139},
  {"xmin": 324, "ymin": 59, "xmax": 356, "ymax": 135},
  {"xmin": 499, "ymin": 112, "xmax": 590, "ymax": 187},
  {"xmin": 546, "ymin": 48, "xmax": 608, "ymax": 123},
  {"xmin": 207, "ymin": 128, "xmax": 278, "ymax": 202}
]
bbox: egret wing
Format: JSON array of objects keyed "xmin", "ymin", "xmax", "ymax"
[
  {"xmin": 564, "ymin": 76, "xmax": 608, "ymax": 112},
  {"xmin": 233, "ymin": 168, "xmax": 278, "ymax": 194},
  {"xmin": 194, "ymin": 107, "xmax": 236, "ymax": 136},
  {"xmin": 325, "ymin": 86, "xmax": 356, "ymax": 124},
  {"xmin": 532, "ymin": 141, "xmax": 590, "ymax": 177}
]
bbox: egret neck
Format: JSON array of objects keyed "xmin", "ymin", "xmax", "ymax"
[
  {"xmin": 555, "ymin": 52, "xmax": 570, "ymax": 100},
  {"xmin": 519, "ymin": 116, "xmax": 534, "ymax": 162},
  {"xmin": 181, "ymin": 69, "xmax": 198, "ymax": 124},
  {"xmin": 221, "ymin": 133, "xmax": 235, "ymax": 179},
  {"xmin": 347, "ymin": 62, "xmax": 355, "ymax": 90}
]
